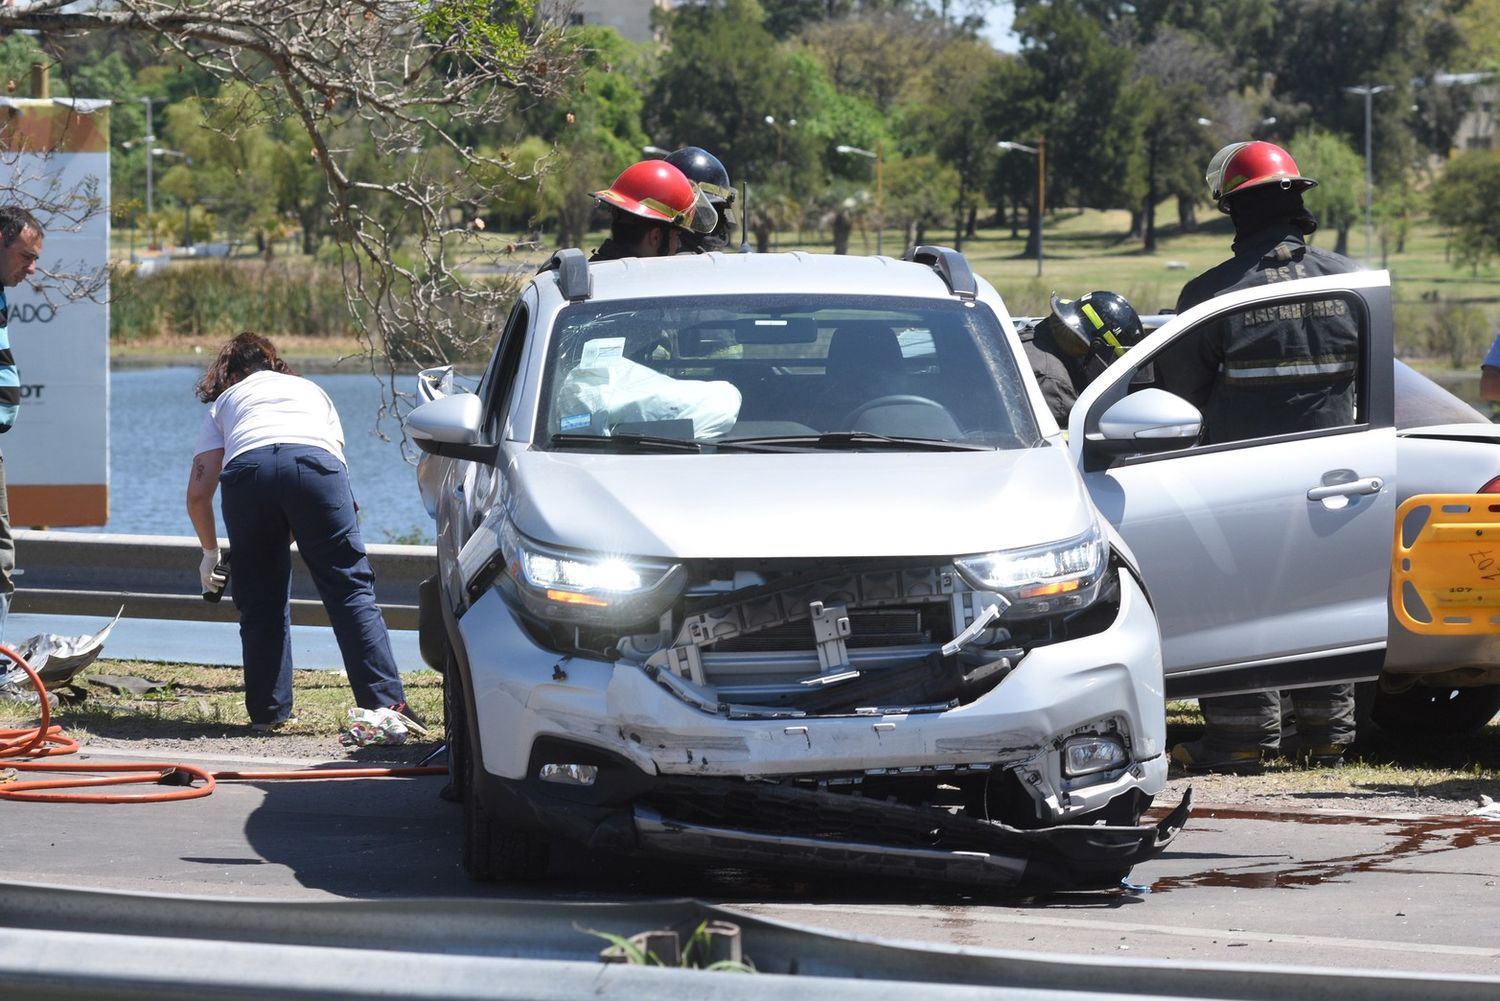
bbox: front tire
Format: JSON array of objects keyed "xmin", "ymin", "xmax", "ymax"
[
  {"xmin": 458, "ymin": 669, "xmax": 550, "ymax": 882},
  {"xmin": 1370, "ymin": 682, "xmax": 1500, "ymax": 738}
]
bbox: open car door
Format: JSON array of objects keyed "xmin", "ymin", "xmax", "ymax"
[{"xmin": 1069, "ymin": 270, "xmax": 1396, "ymax": 697}]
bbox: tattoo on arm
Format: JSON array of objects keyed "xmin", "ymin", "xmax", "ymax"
[{"xmin": 194, "ymin": 461, "xmax": 205, "ymax": 482}]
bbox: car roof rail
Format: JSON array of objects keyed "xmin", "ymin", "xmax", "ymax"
[
  {"xmin": 542, "ymin": 248, "xmax": 592, "ymax": 302},
  {"xmin": 905, "ymin": 245, "xmax": 976, "ymax": 300}
]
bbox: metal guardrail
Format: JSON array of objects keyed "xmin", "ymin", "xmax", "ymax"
[
  {"xmin": 10, "ymin": 530, "xmax": 435, "ymax": 631},
  {"xmin": 3, "ymin": 881, "xmax": 1498, "ymax": 1001}
]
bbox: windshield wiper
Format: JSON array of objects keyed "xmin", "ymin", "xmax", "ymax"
[
  {"xmin": 720, "ymin": 432, "xmax": 991, "ymax": 452},
  {"xmin": 548, "ymin": 432, "xmax": 703, "ymax": 453}
]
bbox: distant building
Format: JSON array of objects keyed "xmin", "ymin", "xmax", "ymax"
[
  {"xmin": 548, "ymin": 0, "xmax": 674, "ymax": 44},
  {"xmin": 1442, "ymin": 73, "xmax": 1495, "ymax": 153}
]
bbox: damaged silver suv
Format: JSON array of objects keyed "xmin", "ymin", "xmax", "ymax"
[{"xmin": 406, "ymin": 247, "xmax": 1188, "ymax": 894}]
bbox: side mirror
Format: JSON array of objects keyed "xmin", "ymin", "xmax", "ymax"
[
  {"xmin": 1095, "ymin": 388, "xmax": 1202, "ymax": 448},
  {"xmin": 405, "ymin": 393, "xmax": 497, "ymax": 463}
]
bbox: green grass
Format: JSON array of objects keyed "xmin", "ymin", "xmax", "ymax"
[{"xmin": 3, "ymin": 660, "xmax": 444, "ymax": 743}]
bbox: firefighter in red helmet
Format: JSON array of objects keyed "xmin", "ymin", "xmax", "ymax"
[
  {"xmin": 589, "ymin": 160, "xmax": 718, "ymax": 262},
  {"xmin": 1161, "ymin": 139, "xmax": 1360, "ymax": 774}
]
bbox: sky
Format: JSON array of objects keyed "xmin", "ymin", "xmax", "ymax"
[{"xmin": 978, "ymin": 1, "xmax": 1020, "ymax": 53}]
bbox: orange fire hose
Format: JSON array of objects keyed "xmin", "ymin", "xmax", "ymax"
[{"xmin": 0, "ymin": 644, "xmax": 446, "ymax": 804}]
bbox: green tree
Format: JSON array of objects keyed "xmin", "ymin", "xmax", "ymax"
[
  {"xmin": 0, "ymin": 33, "xmax": 49, "ymax": 94},
  {"xmin": 1294, "ymin": 128, "xmax": 1364, "ymax": 257},
  {"xmin": 648, "ymin": 0, "xmax": 818, "ymax": 187},
  {"xmin": 797, "ymin": 8, "xmax": 952, "ymax": 108},
  {"xmin": 899, "ymin": 39, "xmax": 1005, "ymax": 250},
  {"xmin": 1270, "ymin": 1, "xmax": 1466, "ymax": 182},
  {"xmin": 883, "ymin": 153, "xmax": 959, "ymax": 250},
  {"xmin": 1127, "ymin": 28, "xmax": 1226, "ymax": 249},
  {"xmin": 1012, "ymin": 0, "xmax": 1138, "ymax": 222},
  {"xmin": 1431, "ymin": 150, "xmax": 1500, "ymax": 272},
  {"xmin": 535, "ymin": 27, "xmax": 651, "ymax": 250}
]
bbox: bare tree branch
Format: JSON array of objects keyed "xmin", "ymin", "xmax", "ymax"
[{"xmin": 0, "ymin": 0, "xmax": 576, "ymax": 433}]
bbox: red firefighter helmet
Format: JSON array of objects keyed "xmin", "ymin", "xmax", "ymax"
[
  {"xmin": 592, "ymin": 160, "xmax": 718, "ymax": 234},
  {"xmin": 1205, "ymin": 141, "xmax": 1317, "ymax": 212}
]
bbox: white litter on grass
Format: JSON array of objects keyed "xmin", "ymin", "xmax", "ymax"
[
  {"xmin": 1468, "ymin": 794, "xmax": 1500, "ymax": 820},
  {"xmin": 341, "ymin": 706, "xmax": 429, "ymax": 747}
]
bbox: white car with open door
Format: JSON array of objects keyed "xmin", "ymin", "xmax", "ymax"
[{"xmin": 1070, "ymin": 269, "xmax": 1500, "ymax": 736}]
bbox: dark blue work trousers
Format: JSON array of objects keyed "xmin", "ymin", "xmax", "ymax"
[{"xmin": 219, "ymin": 443, "xmax": 405, "ymax": 725}]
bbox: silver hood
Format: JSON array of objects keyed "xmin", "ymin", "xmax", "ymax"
[{"xmin": 506, "ymin": 444, "xmax": 1096, "ymax": 560}]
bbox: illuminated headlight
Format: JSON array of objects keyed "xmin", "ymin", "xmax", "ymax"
[
  {"xmin": 538, "ymin": 763, "xmax": 599, "ymax": 786},
  {"xmin": 953, "ymin": 522, "xmax": 1108, "ymax": 617},
  {"xmin": 522, "ymin": 552, "xmax": 643, "ymax": 604},
  {"xmin": 492, "ymin": 519, "xmax": 685, "ymax": 625},
  {"xmin": 1061, "ymin": 734, "xmax": 1128, "ymax": 777}
]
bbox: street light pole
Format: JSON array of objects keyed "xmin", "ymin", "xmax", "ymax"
[
  {"xmin": 1344, "ymin": 84, "xmax": 1389, "ymax": 267},
  {"xmin": 140, "ymin": 96, "xmax": 155, "ymax": 218},
  {"xmin": 835, "ymin": 143, "xmax": 882, "ymax": 255},
  {"xmin": 997, "ymin": 138, "xmax": 1045, "ymax": 277}
]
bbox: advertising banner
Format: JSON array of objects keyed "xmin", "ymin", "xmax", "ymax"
[{"xmin": 0, "ymin": 98, "xmax": 110, "ymax": 526}]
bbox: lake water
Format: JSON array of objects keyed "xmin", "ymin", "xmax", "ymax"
[
  {"xmin": 76, "ymin": 365, "xmax": 434, "ymax": 543},
  {"xmin": 16, "ymin": 364, "xmax": 435, "ymax": 669}
]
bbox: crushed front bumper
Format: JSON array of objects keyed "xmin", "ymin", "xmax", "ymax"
[{"xmin": 634, "ymin": 781, "xmax": 1193, "ymax": 893}]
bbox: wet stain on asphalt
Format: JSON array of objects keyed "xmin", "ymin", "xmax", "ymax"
[{"xmin": 1149, "ymin": 807, "xmax": 1500, "ymax": 892}]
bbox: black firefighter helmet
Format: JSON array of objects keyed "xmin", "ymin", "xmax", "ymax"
[
  {"xmin": 665, "ymin": 145, "xmax": 736, "ymax": 250},
  {"xmin": 1046, "ymin": 290, "xmax": 1144, "ymax": 369}
]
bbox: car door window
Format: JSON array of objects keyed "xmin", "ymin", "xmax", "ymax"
[
  {"xmin": 1150, "ymin": 291, "xmax": 1367, "ymax": 450},
  {"xmin": 478, "ymin": 300, "xmax": 530, "ymax": 440}
]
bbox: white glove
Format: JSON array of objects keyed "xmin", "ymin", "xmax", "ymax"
[{"xmin": 199, "ymin": 547, "xmax": 222, "ymax": 593}]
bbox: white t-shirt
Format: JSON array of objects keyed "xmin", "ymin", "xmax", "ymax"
[{"xmin": 194, "ymin": 370, "xmax": 346, "ymax": 465}]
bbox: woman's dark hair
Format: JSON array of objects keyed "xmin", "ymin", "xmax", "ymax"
[{"xmin": 195, "ymin": 332, "xmax": 295, "ymax": 402}]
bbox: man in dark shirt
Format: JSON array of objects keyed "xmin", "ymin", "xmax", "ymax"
[{"xmin": 1159, "ymin": 141, "xmax": 1359, "ymax": 773}]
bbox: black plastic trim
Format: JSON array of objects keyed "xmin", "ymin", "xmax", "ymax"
[
  {"xmin": 545, "ymin": 248, "xmax": 592, "ymax": 302},
  {"xmin": 905, "ymin": 245, "xmax": 977, "ymax": 299}
]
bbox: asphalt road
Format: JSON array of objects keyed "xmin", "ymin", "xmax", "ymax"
[{"xmin": 7, "ymin": 744, "xmax": 1500, "ymax": 979}]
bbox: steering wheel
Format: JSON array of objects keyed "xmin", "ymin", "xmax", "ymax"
[{"xmin": 840, "ymin": 394, "xmax": 949, "ymax": 429}]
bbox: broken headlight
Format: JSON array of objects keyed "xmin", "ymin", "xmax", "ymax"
[{"xmin": 953, "ymin": 522, "xmax": 1108, "ymax": 619}]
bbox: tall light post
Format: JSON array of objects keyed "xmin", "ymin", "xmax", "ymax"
[
  {"xmin": 835, "ymin": 143, "xmax": 883, "ymax": 255},
  {"xmin": 997, "ymin": 138, "xmax": 1045, "ymax": 277},
  {"xmin": 642, "ymin": 145, "xmax": 669, "ymax": 158},
  {"xmin": 1344, "ymin": 83, "xmax": 1389, "ymax": 267},
  {"xmin": 152, "ymin": 147, "xmax": 193, "ymax": 247},
  {"xmin": 140, "ymin": 96, "xmax": 156, "ymax": 218}
]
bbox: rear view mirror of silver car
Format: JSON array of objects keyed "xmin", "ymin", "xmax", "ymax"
[
  {"xmin": 1095, "ymin": 389, "xmax": 1202, "ymax": 447},
  {"xmin": 678, "ymin": 317, "xmax": 818, "ymax": 355},
  {"xmin": 405, "ymin": 393, "xmax": 498, "ymax": 464}
]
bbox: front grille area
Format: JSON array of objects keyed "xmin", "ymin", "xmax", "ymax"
[{"xmin": 709, "ymin": 607, "xmax": 933, "ymax": 652}]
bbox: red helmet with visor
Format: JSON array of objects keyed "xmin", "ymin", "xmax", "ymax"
[{"xmin": 593, "ymin": 160, "xmax": 718, "ymax": 234}]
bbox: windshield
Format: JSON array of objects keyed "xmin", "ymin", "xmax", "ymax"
[{"xmin": 537, "ymin": 294, "xmax": 1040, "ymax": 451}]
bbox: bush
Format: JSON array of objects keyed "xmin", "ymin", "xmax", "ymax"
[
  {"xmin": 111, "ymin": 260, "xmax": 353, "ymax": 342},
  {"xmin": 1423, "ymin": 300, "xmax": 1491, "ymax": 368}
]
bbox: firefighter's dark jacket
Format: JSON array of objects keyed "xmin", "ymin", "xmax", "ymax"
[
  {"xmin": 1021, "ymin": 318, "xmax": 1111, "ymax": 427},
  {"xmin": 1021, "ymin": 320, "xmax": 1086, "ymax": 426},
  {"xmin": 1158, "ymin": 225, "xmax": 1360, "ymax": 445}
]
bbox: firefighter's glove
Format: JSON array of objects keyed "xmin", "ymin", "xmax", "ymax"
[{"xmin": 199, "ymin": 547, "xmax": 222, "ymax": 594}]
